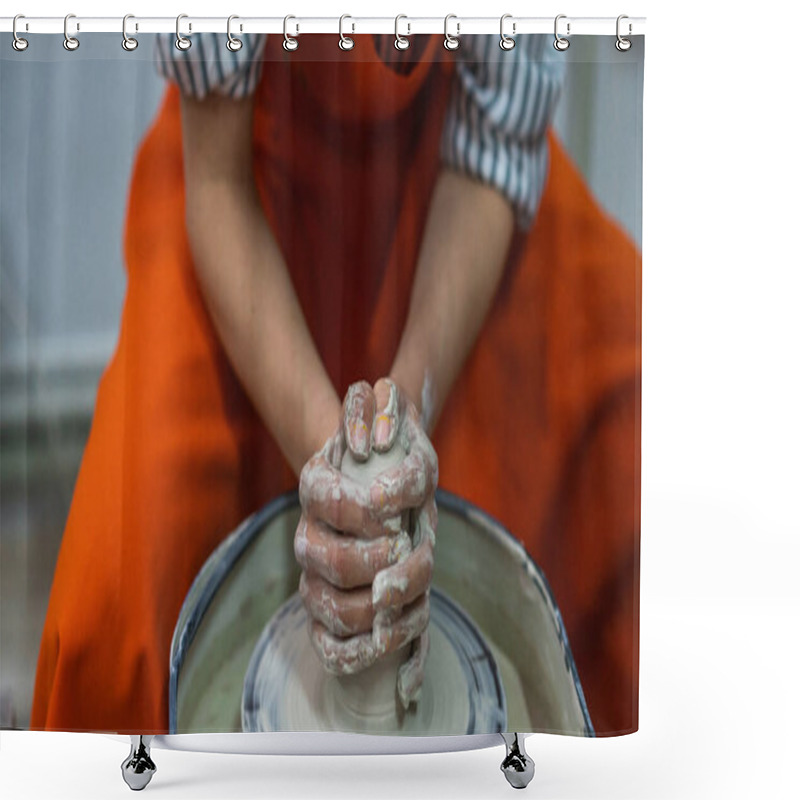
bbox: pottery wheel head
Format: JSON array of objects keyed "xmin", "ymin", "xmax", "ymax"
[{"xmin": 242, "ymin": 588, "xmax": 507, "ymax": 735}]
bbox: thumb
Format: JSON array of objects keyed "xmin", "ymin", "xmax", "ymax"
[
  {"xmin": 372, "ymin": 378, "xmax": 403, "ymax": 453},
  {"xmin": 343, "ymin": 381, "xmax": 376, "ymax": 462}
]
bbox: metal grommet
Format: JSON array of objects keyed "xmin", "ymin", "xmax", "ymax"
[
  {"xmin": 175, "ymin": 14, "xmax": 191, "ymax": 51},
  {"xmin": 122, "ymin": 14, "xmax": 138, "ymax": 51},
  {"xmin": 554, "ymin": 14, "xmax": 570, "ymax": 51},
  {"xmin": 339, "ymin": 14, "xmax": 354, "ymax": 50},
  {"xmin": 227, "ymin": 15, "xmax": 243, "ymax": 52},
  {"xmin": 616, "ymin": 14, "xmax": 632, "ymax": 51},
  {"xmin": 283, "ymin": 15, "xmax": 298, "ymax": 51},
  {"xmin": 499, "ymin": 14, "xmax": 515, "ymax": 51},
  {"xmin": 444, "ymin": 14, "xmax": 460, "ymax": 51},
  {"xmin": 63, "ymin": 13, "xmax": 79, "ymax": 51},
  {"xmin": 394, "ymin": 15, "xmax": 410, "ymax": 51},
  {"xmin": 12, "ymin": 14, "xmax": 29, "ymax": 52}
]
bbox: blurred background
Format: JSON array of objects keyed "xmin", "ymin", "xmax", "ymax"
[{"xmin": 0, "ymin": 33, "xmax": 643, "ymax": 729}]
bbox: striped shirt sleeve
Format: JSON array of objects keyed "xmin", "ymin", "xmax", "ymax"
[
  {"xmin": 153, "ymin": 33, "xmax": 266, "ymax": 99},
  {"xmin": 441, "ymin": 34, "xmax": 565, "ymax": 229}
]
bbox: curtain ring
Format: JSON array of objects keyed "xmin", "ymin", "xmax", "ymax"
[
  {"xmin": 227, "ymin": 15, "xmax": 243, "ymax": 52},
  {"xmin": 554, "ymin": 14, "xmax": 570, "ymax": 51},
  {"xmin": 395, "ymin": 15, "xmax": 410, "ymax": 51},
  {"xmin": 12, "ymin": 15, "xmax": 29, "ymax": 52},
  {"xmin": 499, "ymin": 14, "xmax": 515, "ymax": 51},
  {"xmin": 175, "ymin": 14, "xmax": 191, "ymax": 51},
  {"xmin": 443, "ymin": 14, "xmax": 460, "ymax": 51},
  {"xmin": 283, "ymin": 15, "xmax": 299, "ymax": 51},
  {"xmin": 63, "ymin": 13, "xmax": 79, "ymax": 51},
  {"xmin": 122, "ymin": 15, "xmax": 138, "ymax": 51},
  {"xmin": 339, "ymin": 14, "xmax": 354, "ymax": 51},
  {"xmin": 616, "ymin": 14, "xmax": 632, "ymax": 51}
]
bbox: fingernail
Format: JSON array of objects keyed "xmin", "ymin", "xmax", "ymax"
[
  {"xmin": 397, "ymin": 663, "xmax": 423, "ymax": 709},
  {"xmin": 372, "ymin": 575, "xmax": 388, "ymax": 610},
  {"xmin": 349, "ymin": 417, "xmax": 369, "ymax": 457},
  {"xmin": 374, "ymin": 414, "xmax": 391, "ymax": 447},
  {"xmin": 373, "ymin": 614, "xmax": 392, "ymax": 653},
  {"xmin": 390, "ymin": 530, "xmax": 412, "ymax": 563},
  {"xmin": 373, "ymin": 570, "xmax": 409, "ymax": 610}
]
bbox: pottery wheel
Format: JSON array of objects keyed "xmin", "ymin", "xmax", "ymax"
[{"xmin": 242, "ymin": 587, "xmax": 507, "ymax": 735}]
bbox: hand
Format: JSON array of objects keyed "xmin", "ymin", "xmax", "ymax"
[{"xmin": 294, "ymin": 378, "xmax": 438, "ymax": 706}]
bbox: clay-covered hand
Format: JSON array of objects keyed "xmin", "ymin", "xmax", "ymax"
[{"xmin": 294, "ymin": 378, "xmax": 438, "ymax": 706}]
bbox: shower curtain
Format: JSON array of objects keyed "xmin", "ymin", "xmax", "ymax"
[{"xmin": 0, "ymin": 27, "xmax": 643, "ymax": 740}]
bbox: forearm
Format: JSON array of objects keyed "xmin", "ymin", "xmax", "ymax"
[
  {"xmin": 181, "ymin": 98, "xmax": 339, "ymax": 476},
  {"xmin": 390, "ymin": 168, "xmax": 515, "ymax": 432},
  {"xmin": 186, "ymin": 180, "xmax": 339, "ymax": 474}
]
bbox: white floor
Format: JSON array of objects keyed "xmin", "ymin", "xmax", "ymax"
[{"xmin": 2, "ymin": 593, "xmax": 798, "ymax": 798}]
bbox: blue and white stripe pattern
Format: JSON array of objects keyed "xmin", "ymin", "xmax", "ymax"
[
  {"xmin": 440, "ymin": 35, "xmax": 564, "ymax": 228},
  {"xmin": 154, "ymin": 33, "xmax": 564, "ymax": 228},
  {"xmin": 154, "ymin": 32, "xmax": 266, "ymax": 99}
]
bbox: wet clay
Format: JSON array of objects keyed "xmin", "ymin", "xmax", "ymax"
[
  {"xmin": 337, "ymin": 442, "xmax": 415, "ymax": 719},
  {"xmin": 242, "ymin": 589, "xmax": 506, "ymax": 734},
  {"xmin": 240, "ymin": 443, "xmax": 508, "ymax": 734}
]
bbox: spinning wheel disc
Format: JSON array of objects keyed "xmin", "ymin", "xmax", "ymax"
[{"xmin": 242, "ymin": 587, "xmax": 507, "ymax": 735}]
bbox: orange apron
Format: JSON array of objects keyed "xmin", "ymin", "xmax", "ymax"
[{"xmin": 31, "ymin": 35, "xmax": 640, "ymax": 736}]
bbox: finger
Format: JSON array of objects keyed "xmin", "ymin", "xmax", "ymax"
[
  {"xmin": 396, "ymin": 630, "xmax": 430, "ymax": 709},
  {"xmin": 308, "ymin": 620, "xmax": 378, "ymax": 675},
  {"xmin": 299, "ymin": 453, "xmax": 385, "ymax": 538},
  {"xmin": 373, "ymin": 592, "xmax": 431, "ymax": 658},
  {"xmin": 299, "ymin": 572, "xmax": 375, "ymax": 637},
  {"xmin": 372, "ymin": 378, "xmax": 404, "ymax": 453},
  {"xmin": 319, "ymin": 420, "xmax": 347, "ymax": 470},
  {"xmin": 415, "ymin": 492, "xmax": 438, "ymax": 549},
  {"xmin": 343, "ymin": 381, "xmax": 376, "ymax": 462},
  {"xmin": 373, "ymin": 495, "xmax": 435, "ymax": 614},
  {"xmin": 368, "ymin": 433, "xmax": 438, "ymax": 519},
  {"xmin": 372, "ymin": 537, "xmax": 433, "ymax": 613},
  {"xmin": 294, "ymin": 517, "xmax": 403, "ymax": 589},
  {"xmin": 309, "ymin": 593, "xmax": 431, "ymax": 676}
]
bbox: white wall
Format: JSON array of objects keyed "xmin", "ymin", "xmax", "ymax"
[
  {"xmin": 1, "ymin": 34, "xmax": 163, "ymax": 423},
  {"xmin": 1, "ymin": 33, "xmax": 642, "ymax": 428}
]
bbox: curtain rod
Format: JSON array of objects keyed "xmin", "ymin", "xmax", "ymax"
[{"xmin": 0, "ymin": 16, "xmax": 645, "ymax": 37}]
